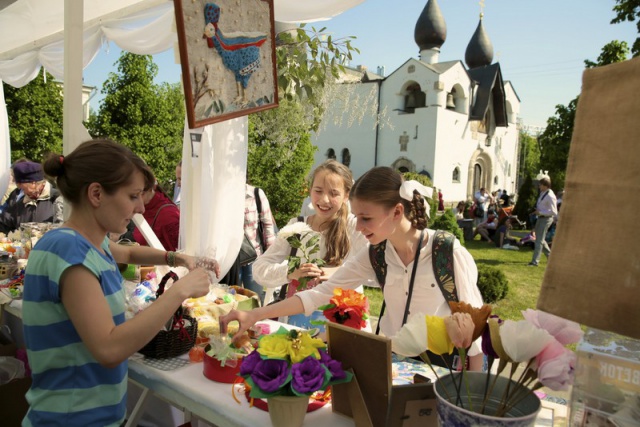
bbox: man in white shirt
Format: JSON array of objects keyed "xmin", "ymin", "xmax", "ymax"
[{"xmin": 529, "ymin": 176, "xmax": 558, "ymax": 266}]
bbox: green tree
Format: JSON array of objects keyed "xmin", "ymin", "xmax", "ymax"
[
  {"xmin": 584, "ymin": 40, "xmax": 630, "ymax": 68},
  {"xmin": 517, "ymin": 130, "xmax": 540, "ymax": 187},
  {"xmin": 513, "ymin": 174, "xmax": 537, "ymax": 228},
  {"xmin": 611, "ymin": 0, "xmax": 640, "ymax": 56},
  {"xmin": 537, "ymin": 98, "xmax": 577, "ymax": 192},
  {"xmin": 86, "ymin": 52, "xmax": 184, "ymax": 184},
  {"xmin": 431, "ymin": 209, "xmax": 464, "ymax": 245},
  {"xmin": 4, "ymin": 69, "xmax": 63, "ymax": 162},
  {"xmin": 247, "ymin": 99, "xmax": 316, "ymax": 227}
]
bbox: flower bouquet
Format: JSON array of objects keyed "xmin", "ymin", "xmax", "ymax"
[
  {"xmin": 277, "ymin": 222, "xmax": 325, "ymax": 292},
  {"xmin": 311, "ymin": 288, "xmax": 369, "ymax": 330},
  {"xmin": 238, "ymin": 327, "xmax": 353, "ymax": 427},
  {"xmin": 392, "ymin": 302, "xmax": 583, "ymax": 425}
]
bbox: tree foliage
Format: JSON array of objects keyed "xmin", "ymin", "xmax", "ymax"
[
  {"xmin": 584, "ymin": 40, "xmax": 630, "ymax": 68},
  {"xmin": 275, "ymin": 24, "xmax": 359, "ymax": 132},
  {"xmin": 85, "ymin": 52, "xmax": 184, "ymax": 184},
  {"xmin": 513, "ymin": 174, "xmax": 537, "ymax": 228},
  {"xmin": 4, "ymin": 69, "xmax": 63, "ymax": 162},
  {"xmin": 537, "ymin": 97, "xmax": 577, "ymax": 192},
  {"xmin": 431, "ymin": 209, "xmax": 464, "ymax": 245},
  {"xmin": 517, "ymin": 130, "xmax": 540, "ymax": 186},
  {"xmin": 611, "ymin": 0, "xmax": 640, "ymax": 56},
  {"xmin": 248, "ymin": 99, "xmax": 316, "ymax": 227}
]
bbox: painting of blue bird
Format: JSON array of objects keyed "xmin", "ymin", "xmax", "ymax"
[{"xmin": 203, "ymin": 3, "xmax": 267, "ymax": 104}]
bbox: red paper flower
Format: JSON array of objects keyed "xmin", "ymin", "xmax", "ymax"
[{"xmin": 319, "ymin": 289, "xmax": 369, "ymax": 330}]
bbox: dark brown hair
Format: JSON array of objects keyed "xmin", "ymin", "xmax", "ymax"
[
  {"xmin": 309, "ymin": 160, "xmax": 353, "ymax": 266},
  {"xmin": 43, "ymin": 139, "xmax": 154, "ymax": 205},
  {"xmin": 351, "ymin": 166, "xmax": 428, "ymax": 230}
]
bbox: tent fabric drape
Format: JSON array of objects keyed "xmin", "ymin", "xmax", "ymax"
[{"xmin": 180, "ymin": 117, "xmax": 248, "ymax": 281}]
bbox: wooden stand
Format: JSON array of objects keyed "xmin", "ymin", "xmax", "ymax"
[{"xmin": 327, "ymin": 323, "xmax": 437, "ymax": 427}]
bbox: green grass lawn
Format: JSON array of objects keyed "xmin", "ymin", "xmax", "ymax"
[{"xmin": 364, "ymin": 235, "xmax": 546, "ymax": 322}]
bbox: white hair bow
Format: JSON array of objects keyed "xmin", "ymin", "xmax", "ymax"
[{"xmin": 400, "ymin": 180, "xmax": 433, "ymax": 201}]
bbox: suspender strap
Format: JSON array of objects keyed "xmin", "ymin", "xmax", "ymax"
[
  {"xmin": 431, "ymin": 230, "xmax": 459, "ymax": 302},
  {"xmin": 375, "ymin": 229, "xmax": 424, "ymax": 335},
  {"xmin": 254, "ymin": 187, "xmax": 265, "ymax": 252}
]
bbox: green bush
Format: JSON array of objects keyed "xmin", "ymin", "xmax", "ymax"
[
  {"xmin": 431, "ymin": 209, "xmax": 464, "ymax": 245},
  {"xmin": 476, "ymin": 264, "xmax": 509, "ymax": 303}
]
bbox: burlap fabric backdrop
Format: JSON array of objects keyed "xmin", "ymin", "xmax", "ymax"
[{"xmin": 536, "ymin": 57, "xmax": 640, "ymax": 339}]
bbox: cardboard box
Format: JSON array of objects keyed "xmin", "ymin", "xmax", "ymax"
[
  {"xmin": 0, "ymin": 343, "xmax": 31, "ymax": 427},
  {"xmin": 569, "ymin": 328, "xmax": 640, "ymax": 426}
]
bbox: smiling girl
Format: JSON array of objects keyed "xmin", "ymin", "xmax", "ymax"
[
  {"xmin": 222, "ymin": 166, "xmax": 484, "ymax": 369},
  {"xmin": 252, "ymin": 160, "xmax": 367, "ymax": 328},
  {"xmin": 22, "ymin": 139, "xmax": 220, "ymax": 426}
]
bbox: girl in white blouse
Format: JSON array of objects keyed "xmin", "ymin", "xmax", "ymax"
[
  {"xmin": 252, "ymin": 159, "xmax": 367, "ymax": 328},
  {"xmin": 222, "ymin": 167, "xmax": 484, "ymax": 369}
]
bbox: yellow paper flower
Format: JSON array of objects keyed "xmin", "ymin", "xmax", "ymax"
[
  {"xmin": 287, "ymin": 332, "xmax": 325, "ymax": 363},
  {"xmin": 426, "ymin": 315, "xmax": 454, "ymax": 355},
  {"xmin": 257, "ymin": 334, "xmax": 291, "ymax": 359}
]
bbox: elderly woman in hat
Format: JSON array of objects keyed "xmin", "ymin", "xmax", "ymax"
[{"xmin": 0, "ymin": 160, "xmax": 63, "ymax": 234}]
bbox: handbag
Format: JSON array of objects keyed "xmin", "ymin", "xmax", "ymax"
[
  {"xmin": 238, "ymin": 233, "xmax": 258, "ymax": 266},
  {"xmin": 138, "ymin": 271, "xmax": 198, "ymax": 358}
]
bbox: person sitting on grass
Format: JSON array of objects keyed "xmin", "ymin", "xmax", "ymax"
[
  {"xmin": 494, "ymin": 216, "xmax": 519, "ymax": 249},
  {"xmin": 473, "ymin": 210, "xmax": 498, "ymax": 242}
]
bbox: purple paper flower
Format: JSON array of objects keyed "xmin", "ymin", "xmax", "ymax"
[
  {"xmin": 250, "ymin": 359, "xmax": 291, "ymax": 393},
  {"xmin": 291, "ymin": 357, "xmax": 329, "ymax": 394},
  {"xmin": 239, "ymin": 349, "xmax": 262, "ymax": 376},
  {"xmin": 319, "ymin": 349, "xmax": 347, "ymax": 381},
  {"xmin": 482, "ymin": 315, "xmax": 502, "ymax": 358}
]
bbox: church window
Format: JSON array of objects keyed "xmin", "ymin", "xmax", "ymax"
[
  {"xmin": 408, "ymin": 65, "xmax": 415, "ymax": 73},
  {"xmin": 404, "ymin": 83, "xmax": 425, "ymax": 113},
  {"xmin": 452, "ymin": 167, "xmax": 460, "ymax": 183},
  {"xmin": 327, "ymin": 148, "xmax": 336, "ymax": 160},
  {"xmin": 342, "ymin": 148, "xmax": 351, "ymax": 166},
  {"xmin": 494, "ymin": 176, "xmax": 499, "ymax": 185},
  {"xmin": 414, "ymin": 125, "xmax": 418, "ymax": 139}
]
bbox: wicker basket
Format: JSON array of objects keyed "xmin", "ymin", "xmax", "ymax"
[{"xmin": 138, "ymin": 271, "xmax": 198, "ymax": 358}]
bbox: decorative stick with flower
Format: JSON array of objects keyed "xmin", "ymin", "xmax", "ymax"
[
  {"xmin": 390, "ymin": 305, "xmax": 582, "ymax": 417},
  {"xmin": 277, "ymin": 222, "xmax": 326, "ymax": 292},
  {"xmin": 311, "ymin": 288, "xmax": 369, "ymax": 330}
]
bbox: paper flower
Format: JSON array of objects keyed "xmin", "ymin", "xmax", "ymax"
[
  {"xmin": 317, "ymin": 288, "xmax": 369, "ymax": 330},
  {"xmin": 239, "ymin": 327, "xmax": 352, "ymax": 398}
]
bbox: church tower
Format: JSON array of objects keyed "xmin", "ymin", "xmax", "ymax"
[{"xmin": 414, "ymin": 0, "xmax": 446, "ymax": 64}]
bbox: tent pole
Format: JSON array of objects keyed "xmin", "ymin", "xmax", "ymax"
[{"xmin": 62, "ymin": 0, "xmax": 85, "ymax": 155}]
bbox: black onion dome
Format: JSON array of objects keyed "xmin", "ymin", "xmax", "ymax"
[
  {"xmin": 465, "ymin": 17, "xmax": 494, "ymax": 69},
  {"xmin": 414, "ymin": 0, "xmax": 447, "ymax": 51}
]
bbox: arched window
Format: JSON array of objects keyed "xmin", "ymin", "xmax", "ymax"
[
  {"xmin": 341, "ymin": 148, "xmax": 351, "ymax": 166},
  {"xmin": 494, "ymin": 176, "xmax": 499, "ymax": 185},
  {"xmin": 452, "ymin": 167, "xmax": 460, "ymax": 183},
  {"xmin": 327, "ymin": 148, "xmax": 336, "ymax": 160}
]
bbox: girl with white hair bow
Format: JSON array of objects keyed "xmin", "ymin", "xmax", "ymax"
[{"xmin": 221, "ymin": 167, "xmax": 484, "ymax": 370}]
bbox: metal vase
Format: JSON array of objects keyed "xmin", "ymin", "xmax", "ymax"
[{"xmin": 434, "ymin": 371, "xmax": 541, "ymax": 427}]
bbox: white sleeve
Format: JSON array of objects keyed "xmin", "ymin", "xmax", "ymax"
[
  {"xmin": 253, "ymin": 217, "xmax": 299, "ymax": 288},
  {"xmin": 452, "ymin": 240, "xmax": 484, "ymax": 356},
  {"xmin": 296, "ymin": 248, "xmax": 378, "ymax": 316}
]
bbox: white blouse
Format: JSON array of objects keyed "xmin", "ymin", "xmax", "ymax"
[
  {"xmin": 296, "ymin": 229, "xmax": 484, "ymax": 355},
  {"xmin": 253, "ymin": 215, "xmax": 368, "ymax": 288}
]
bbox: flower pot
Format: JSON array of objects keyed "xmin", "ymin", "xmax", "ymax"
[
  {"xmin": 267, "ymin": 395, "xmax": 309, "ymax": 427},
  {"xmin": 434, "ymin": 371, "xmax": 541, "ymax": 427},
  {"xmin": 203, "ymin": 352, "xmax": 242, "ymax": 383}
]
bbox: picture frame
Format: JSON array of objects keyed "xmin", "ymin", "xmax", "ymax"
[{"xmin": 173, "ymin": 0, "xmax": 279, "ymax": 129}]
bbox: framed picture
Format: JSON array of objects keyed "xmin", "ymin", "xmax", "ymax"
[{"xmin": 174, "ymin": 0, "xmax": 279, "ymax": 129}]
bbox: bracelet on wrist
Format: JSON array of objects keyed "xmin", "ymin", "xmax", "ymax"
[{"xmin": 165, "ymin": 251, "xmax": 177, "ymax": 267}]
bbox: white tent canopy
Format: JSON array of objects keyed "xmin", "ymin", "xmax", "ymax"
[{"xmin": 0, "ymin": 0, "xmax": 364, "ymax": 278}]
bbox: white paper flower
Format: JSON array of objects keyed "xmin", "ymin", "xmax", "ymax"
[
  {"xmin": 391, "ymin": 313, "xmax": 427, "ymax": 357},
  {"xmin": 521, "ymin": 309, "xmax": 583, "ymax": 346},
  {"xmin": 277, "ymin": 222, "xmax": 313, "ymax": 241},
  {"xmin": 500, "ymin": 320, "xmax": 554, "ymax": 363}
]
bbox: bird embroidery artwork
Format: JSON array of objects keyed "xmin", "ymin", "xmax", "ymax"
[{"xmin": 203, "ymin": 3, "xmax": 267, "ymax": 105}]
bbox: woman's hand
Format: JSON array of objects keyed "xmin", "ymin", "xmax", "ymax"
[
  {"xmin": 287, "ymin": 263, "xmax": 323, "ymax": 281},
  {"xmin": 178, "ymin": 254, "xmax": 220, "ymax": 278},
  {"xmin": 219, "ymin": 309, "xmax": 261, "ymax": 341},
  {"xmin": 173, "ymin": 268, "xmax": 211, "ymax": 299}
]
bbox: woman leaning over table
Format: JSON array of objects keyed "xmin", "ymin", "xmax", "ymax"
[
  {"xmin": 21, "ymin": 139, "xmax": 220, "ymax": 427},
  {"xmin": 221, "ymin": 166, "xmax": 485, "ymax": 370}
]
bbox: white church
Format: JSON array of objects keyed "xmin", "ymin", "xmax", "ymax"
[{"xmin": 311, "ymin": 0, "xmax": 521, "ymax": 205}]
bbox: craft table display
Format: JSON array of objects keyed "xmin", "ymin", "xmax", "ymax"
[{"xmin": 126, "ymin": 319, "xmax": 355, "ymax": 427}]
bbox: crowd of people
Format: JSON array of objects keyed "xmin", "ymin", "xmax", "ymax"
[{"xmin": 11, "ymin": 135, "xmax": 563, "ymax": 425}]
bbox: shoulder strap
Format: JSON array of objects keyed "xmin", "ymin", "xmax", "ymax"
[
  {"xmin": 431, "ymin": 230, "xmax": 459, "ymax": 302},
  {"xmin": 254, "ymin": 187, "xmax": 265, "ymax": 252},
  {"xmin": 151, "ymin": 204, "xmax": 174, "ymax": 229}
]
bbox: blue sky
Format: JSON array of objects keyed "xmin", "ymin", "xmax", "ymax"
[{"xmin": 83, "ymin": 0, "xmax": 637, "ymax": 129}]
